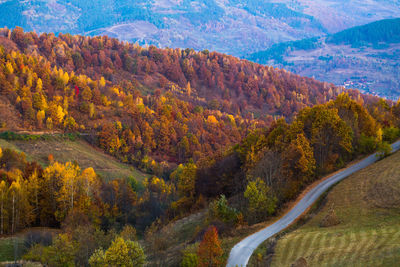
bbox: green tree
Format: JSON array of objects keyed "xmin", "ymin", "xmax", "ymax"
[
  {"xmin": 297, "ymin": 106, "xmax": 353, "ymax": 171},
  {"xmin": 208, "ymin": 195, "xmax": 238, "ymax": 225},
  {"xmin": 244, "ymin": 177, "xmax": 277, "ymax": 222},
  {"xmin": 47, "ymin": 234, "xmax": 77, "ymax": 267}
]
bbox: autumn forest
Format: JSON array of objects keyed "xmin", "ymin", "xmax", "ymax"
[{"xmin": 0, "ymin": 26, "xmax": 400, "ymax": 266}]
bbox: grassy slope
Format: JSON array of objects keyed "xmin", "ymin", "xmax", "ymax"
[
  {"xmin": 0, "ymin": 137, "xmax": 148, "ymax": 181},
  {"xmin": 268, "ymin": 151, "xmax": 400, "ymax": 267}
]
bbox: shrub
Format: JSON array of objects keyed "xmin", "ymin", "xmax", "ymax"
[
  {"xmin": 383, "ymin": 127, "xmax": 400, "ymax": 143},
  {"xmin": 208, "ymin": 195, "xmax": 239, "ymax": 225},
  {"xmin": 181, "ymin": 251, "xmax": 198, "ymax": 267},
  {"xmin": 376, "ymin": 141, "xmax": 392, "ymax": 159},
  {"xmin": 357, "ymin": 134, "xmax": 377, "ymax": 154}
]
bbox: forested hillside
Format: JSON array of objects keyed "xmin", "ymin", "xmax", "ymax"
[
  {"xmin": 1, "ymin": 27, "xmax": 400, "ymax": 266},
  {"xmin": 326, "ymin": 18, "xmax": 400, "ymax": 46},
  {"xmin": 0, "ymin": 27, "xmax": 371, "ymax": 170}
]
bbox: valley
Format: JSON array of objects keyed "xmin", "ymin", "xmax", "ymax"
[
  {"xmin": 1, "ymin": 0, "xmax": 400, "ymax": 57},
  {"xmin": 248, "ymin": 18, "xmax": 400, "ymax": 99}
]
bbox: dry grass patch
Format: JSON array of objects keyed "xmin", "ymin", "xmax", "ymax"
[
  {"xmin": 0, "ymin": 137, "xmax": 148, "ymax": 181},
  {"xmin": 269, "ymin": 151, "xmax": 400, "ymax": 267}
]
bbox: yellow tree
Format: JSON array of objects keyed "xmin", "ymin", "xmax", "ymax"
[
  {"xmin": 89, "ymin": 103, "xmax": 95, "ymax": 118},
  {"xmin": 5, "ymin": 61, "xmax": 14, "ymax": 75},
  {"xmin": 62, "ymin": 72, "xmax": 70, "ymax": 85},
  {"xmin": 103, "ymin": 237, "xmax": 146, "ymax": 267},
  {"xmin": 35, "ymin": 78, "xmax": 43, "ymax": 92},
  {"xmin": 20, "ymin": 178, "xmax": 35, "ymax": 229},
  {"xmin": 56, "ymin": 105, "xmax": 65, "ymax": 124},
  {"xmin": 99, "ymin": 76, "xmax": 106, "ymax": 88},
  {"xmin": 56, "ymin": 162, "xmax": 81, "ymax": 222},
  {"xmin": 36, "ymin": 110, "xmax": 45, "ymax": 128},
  {"xmin": 76, "ymin": 167, "xmax": 99, "ymax": 216},
  {"xmin": 7, "ymin": 170, "xmax": 34, "ymax": 233},
  {"xmin": 207, "ymin": 115, "xmax": 218, "ymax": 125},
  {"xmin": 0, "ymin": 180, "xmax": 7, "ymax": 234},
  {"xmin": 80, "ymin": 167, "xmax": 98, "ymax": 199},
  {"xmin": 8, "ymin": 178, "xmax": 21, "ymax": 234},
  {"xmin": 27, "ymin": 171, "xmax": 41, "ymax": 221},
  {"xmin": 46, "ymin": 117, "xmax": 53, "ymax": 130}
]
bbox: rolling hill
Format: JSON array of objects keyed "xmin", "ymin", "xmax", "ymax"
[
  {"xmin": 248, "ymin": 18, "xmax": 400, "ymax": 99},
  {"xmin": 0, "ymin": 0, "xmax": 399, "ymax": 57},
  {"xmin": 248, "ymin": 149, "xmax": 400, "ymax": 266}
]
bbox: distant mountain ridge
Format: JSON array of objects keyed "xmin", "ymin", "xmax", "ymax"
[
  {"xmin": 247, "ymin": 18, "xmax": 400, "ymax": 99},
  {"xmin": 326, "ymin": 18, "xmax": 400, "ymax": 46},
  {"xmin": 0, "ymin": 0, "xmax": 400, "ymax": 56}
]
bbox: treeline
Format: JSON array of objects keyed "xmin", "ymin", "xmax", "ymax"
[
  {"xmin": 0, "ymin": 146, "xmax": 181, "ymax": 265},
  {"xmin": 1, "ymin": 143, "xmax": 205, "ymax": 234}
]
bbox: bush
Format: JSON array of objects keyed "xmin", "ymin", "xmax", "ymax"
[
  {"xmin": 181, "ymin": 252, "xmax": 198, "ymax": 267},
  {"xmin": 320, "ymin": 207, "xmax": 340, "ymax": 227},
  {"xmin": 376, "ymin": 142, "xmax": 392, "ymax": 159},
  {"xmin": 383, "ymin": 127, "xmax": 400, "ymax": 143},
  {"xmin": 357, "ymin": 134, "xmax": 377, "ymax": 154},
  {"xmin": 208, "ymin": 195, "xmax": 239, "ymax": 225}
]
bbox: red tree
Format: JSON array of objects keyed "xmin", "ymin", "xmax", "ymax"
[{"xmin": 197, "ymin": 226, "xmax": 223, "ymax": 267}]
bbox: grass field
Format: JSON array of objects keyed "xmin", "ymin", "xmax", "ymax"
[
  {"xmin": 266, "ymin": 151, "xmax": 400, "ymax": 267},
  {"xmin": 0, "ymin": 137, "xmax": 148, "ymax": 181},
  {"xmin": 0, "ymin": 237, "xmax": 25, "ymax": 262}
]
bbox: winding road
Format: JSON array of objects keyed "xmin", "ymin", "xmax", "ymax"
[{"xmin": 227, "ymin": 140, "xmax": 400, "ymax": 267}]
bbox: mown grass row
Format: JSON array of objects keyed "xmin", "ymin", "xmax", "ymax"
[{"xmin": 272, "ymin": 225, "xmax": 400, "ymax": 266}]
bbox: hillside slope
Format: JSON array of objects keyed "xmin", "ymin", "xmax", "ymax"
[
  {"xmin": 267, "ymin": 150, "xmax": 400, "ymax": 266},
  {"xmin": 0, "ymin": 135, "xmax": 148, "ymax": 181},
  {"xmin": 1, "ymin": 0, "xmax": 399, "ymax": 56},
  {"xmin": 0, "ymin": 28, "xmax": 374, "ymax": 170},
  {"xmin": 248, "ymin": 18, "xmax": 400, "ymax": 99}
]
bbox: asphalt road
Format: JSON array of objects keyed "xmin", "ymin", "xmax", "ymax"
[{"xmin": 227, "ymin": 140, "xmax": 400, "ymax": 267}]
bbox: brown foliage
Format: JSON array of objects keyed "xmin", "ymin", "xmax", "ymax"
[{"xmin": 197, "ymin": 226, "xmax": 223, "ymax": 267}]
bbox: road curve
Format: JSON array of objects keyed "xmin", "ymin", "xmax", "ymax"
[{"xmin": 227, "ymin": 140, "xmax": 400, "ymax": 267}]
